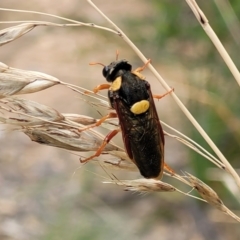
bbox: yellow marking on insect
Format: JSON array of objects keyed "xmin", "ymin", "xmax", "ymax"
[
  {"xmin": 132, "ymin": 71, "xmax": 146, "ymax": 80},
  {"xmin": 109, "ymin": 76, "xmax": 122, "ymax": 91},
  {"xmin": 130, "ymin": 100, "xmax": 150, "ymax": 114}
]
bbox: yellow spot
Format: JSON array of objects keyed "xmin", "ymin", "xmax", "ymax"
[
  {"xmin": 132, "ymin": 71, "xmax": 146, "ymax": 80},
  {"xmin": 130, "ymin": 100, "xmax": 150, "ymax": 114},
  {"xmin": 109, "ymin": 76, "xmax": 122, "ymax": 91}
]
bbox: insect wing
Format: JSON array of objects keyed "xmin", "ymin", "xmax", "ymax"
[{"xmin": 111, "ymin": 77, "xmax": 164, "ymax": 179}]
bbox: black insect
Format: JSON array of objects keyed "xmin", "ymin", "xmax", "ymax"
[{"xmin": 81, "ymin": 59, "xmax": 173, "ymax": 179}]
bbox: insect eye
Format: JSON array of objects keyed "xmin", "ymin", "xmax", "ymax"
[{"xmin": 102, "ymin": 66, "xmax": 108, "ymax": 78}]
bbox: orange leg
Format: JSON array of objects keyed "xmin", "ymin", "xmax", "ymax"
[
  {"xmin": 115, "ymin": 49, "xmax": 119, "ymax": 60},
  {"xmin": 153, "ymin": 88, "xmax": 174, "ymax": 100},
  {"xmin": 163, "ymin": 163, "xmax": 175, "ymax": 176},
  {"xmin": 84, "ymin": 83, "xmax": 110, "ymax": 95},
  {"xmin": 132, "ymin": 59, "xmax": 152, "ymax": 80},
  {"xmin": 80, "ymin": 128, "xmax": 121, "ymax": 163},
  {"xmin": 93, "ymin": 84, "xmax": 111, "ymax": 94},
  {"xmin": 133, "ymin": 59, "xmax": 151, "ymax": 73},
  {"xmin": 78, "ymin": 112, "xmax": 117, "ymax": 132}
]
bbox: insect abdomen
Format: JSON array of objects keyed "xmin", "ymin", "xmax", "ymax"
[{"xmin": 127, "ymin": 116, "xmax": 163, "ymax": 178}]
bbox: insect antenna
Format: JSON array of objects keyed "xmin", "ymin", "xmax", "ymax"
[
  {"xmin": 89, "ymin": 62, "xmax": 105, "ymax": 67},
  {"xmin": 115, "ymin": 49, "xmax": 120, "ymax": 60}
]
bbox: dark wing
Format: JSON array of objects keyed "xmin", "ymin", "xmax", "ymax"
[{"xmin": 111, "ymin": 79, "xmax": 164, "ymax": 179}]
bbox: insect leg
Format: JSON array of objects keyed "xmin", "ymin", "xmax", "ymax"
[
  {"xmin": 80, "ymin": 128, "xmax": 121, "ymax": 163},
  {"xmin": 153, "ymin": 88, "xmax": 174, "ymax": 100},
  {"xmin": 78, "ymin": 112, "xmax": 117, "ymax": 132},
  {"xmin": 131, "ymin": 59, "xmax": 151, "ymax": 80},
  {"xmin": 133, "ymin": 59, "xmax": 151, "ymax": 73},
  {"xmin": 93, "ymin": 84, "xmax": 111, "ymax": 93},
  {"xmin": 115, "ymin": 49, "xmax": 119, "ymax": 60},
  {"xmin": 84, "ymin": 83, "xmax": 111, "ymax": 94},
  {"xmin": 163, "ymin": 163, "xmax": 176, "ymax": 176}
]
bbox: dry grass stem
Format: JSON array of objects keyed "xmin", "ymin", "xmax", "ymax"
[
  {"xmin": 0, "ymin": 62, "xmax": 60, "ymax": 97},
  {"xmin": 0, "ymin": 21, "xmax": 107, "ymax": 46},
  {"xmin": 24, "ymin": 126, "xmax": 118, "ymax": 152},
  {"xmin": 0, "ymin": 97, "xmax": 120, "ymax": 152},
  {"xmin": 74, "ymin": 91, "xmax": 226, "ymax": 171},
  {"xmin": 0, "ymin": 97, "xmax": 228, "ymax": 212},
  {"xmin": 87, "ymin": 0, "xmax": 240, "ymax": 189},
  {"xmin": 96, "ymin": 155, "xmax": 139, "ymax": 172},
  {"xmin": 70, "ymin": 90, "xmax": 225, "ymax": 173},
  {"xmin": 64, "ymin": 84, "xmax": 109, "ymax": 108},
  {"xmin": 213, "ymin": 0, "xmax": 240, "ymax": 46},
  {"xmin": 165, "ymin": 132, "xmax": 224, "ymax": 169},
  {"xmin": 1, "ymin": 4, "xmax": 234, "ymax": 186},
  {"xmin": 162, "ymin": 121, "xmax": 225, "ymax": 167},
  {"xmin": 0, "ymin": 9, "xmax": 118, "ymax": 34},
  {"xmin": 206, "ymin": 168, "xmax": 240, "ymax": 204},
  {"xmin": 0, "ymin": 4, "xmax": 237, "ymax": 187},
  {"xmin": 185, "ymin": 0, "xmax": 240, "ymax": 86},
  {"xmin": 62, "ymin": 113, "xmax": 97, "ymax": 125},
  {"xmin": 186, "ymin": 173, "xmax": 240, "ymax": 222},
  {"xmin": 0, "ymin": 23, "xmax": 37, "ymax": 46},
  {"xmin": 0, "ymin": 97, "xmax": 64, "ymax": 125},
  {"xmin": 0, "ymin": 95, "xmax": 233, "ymax": 214},
  {"xmin": 104, "ymin": 178, "xmax": 176, "ymax": 193},
  {"xmin": 0, "ymin": 3, "xmax": 239, "ymax": 223},
  {"xmin": 103, "ymin": 174, "xmax": 210, "ymax": 203}
]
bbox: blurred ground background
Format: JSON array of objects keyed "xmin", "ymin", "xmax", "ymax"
[{"xmin": 0, "ymin": 0, "xmax": 240, "ymax": 239}]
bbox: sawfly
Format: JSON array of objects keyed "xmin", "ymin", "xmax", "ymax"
[{"xmin": 81, "ymin": 57, "xmax": 173, "ymax": 179}]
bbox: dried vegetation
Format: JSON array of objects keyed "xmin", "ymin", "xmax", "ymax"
[{"xmin": 0, "ymin": 0, "xmax": 239, "ymax": 224}]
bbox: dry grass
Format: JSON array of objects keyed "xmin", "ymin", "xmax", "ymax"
[{"xmin": 0, "ymin": 0, "xmax": 239, "ymax": 227}]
